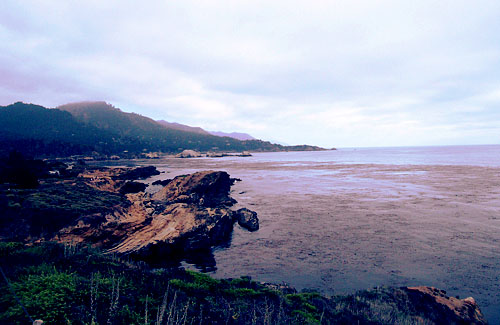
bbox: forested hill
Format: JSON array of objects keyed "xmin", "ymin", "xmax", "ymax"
[{"xmin": 0, "ymin": 102, "xmax": 324, "ymax": 158}]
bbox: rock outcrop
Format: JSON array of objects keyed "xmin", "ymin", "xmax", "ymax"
[
  {"xmin": 403, "ymin": 286, "xmax": 487, "ymax": 324},
  {"xmin": 152, "ymin": 171, "xmax": 236, "ymax": 207},
  {"xmin": 152, "ymin": 179, "xmax": 172, "ymax": 186},
  {"xmin": 54, "ymin": 169, "xmax": 257, "ymax": 259},
  {"xmin": 106, "ymin": 202, "xmax": 236, "ymax": 258}
]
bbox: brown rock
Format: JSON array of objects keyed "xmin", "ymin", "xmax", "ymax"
[
  {"xmin": 57, "ymin": 171, "xmax": 246, "ymax": 259},
  {"xmin": 152, "ymin": 171, "xmax": 236, "ymax": 207},
  {"xmin": 404, "ymin": 286, "xmax": 487, "ymax": 324},
  {"xmin": 106, "ymin": 203, "xmax": 235, "ymax": 257}
]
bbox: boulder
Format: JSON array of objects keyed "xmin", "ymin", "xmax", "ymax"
[
  {"xmin": 234, "ymin": 208, "xmax": 259, "ymax": 231},
  {"xmin": 175, "ymin": 150, "xmax": 202, "ymax": 158}
]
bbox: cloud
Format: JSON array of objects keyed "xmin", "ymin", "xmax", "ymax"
[{"xmin": 1, "ymin": 0, "xmax": 500, "ymax": 146}]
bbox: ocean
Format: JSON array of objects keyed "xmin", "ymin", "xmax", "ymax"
[{"xmin": 104, "ymin": 145, "xmax": 500, "ymax": 322}]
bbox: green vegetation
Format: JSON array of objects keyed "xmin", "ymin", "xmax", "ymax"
[
  {"xmin": 0, "ymin": 242, "xmax": 462, "ymax": 324},
  {"xmin": 0, "ymin": 242, "xmax": 327, "ymax": 324}
]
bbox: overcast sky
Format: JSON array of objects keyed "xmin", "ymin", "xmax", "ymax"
[{"xmin": 1, "ymin": 1, "xmax": 500, "ymax": 147}]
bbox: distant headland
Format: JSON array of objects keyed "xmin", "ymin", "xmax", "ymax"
[{"xmin": 0, "ymin": 101, "xmax": 329, "ymax": 159}]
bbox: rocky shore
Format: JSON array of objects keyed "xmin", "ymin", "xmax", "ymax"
[
  {"xmin": 0, "ymin": 162, "xmax": 488, "ymax": 323},
  {"xmin": 0, "ymin": 164, "xmax": 259, "ymax": 261}
]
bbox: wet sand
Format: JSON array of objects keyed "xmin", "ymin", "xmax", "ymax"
[{"xmin": 110, "ymin": 157, "xmax": 500, "ymax": 322}]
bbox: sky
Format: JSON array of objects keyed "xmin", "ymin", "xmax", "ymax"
[{"xmin": 1, "ymin": 1, "xmax": 500, "ymax": 148}]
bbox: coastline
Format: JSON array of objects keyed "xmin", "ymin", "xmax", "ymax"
[
  {"xmin": 96, "ymin": 150, "xmax": 500, "ymax": 323},
  {"xmin": 1, "ymin": 149, "xmax": 494, "ymax": 322}
]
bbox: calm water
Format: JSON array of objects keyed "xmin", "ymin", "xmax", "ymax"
[{"xmin": 104, "ymin": 145, "xmax": 500, "ymax": 322}]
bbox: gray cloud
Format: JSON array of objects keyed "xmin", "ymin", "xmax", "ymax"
[{"xmin": 1, "ymin": 0, "xmax": 500, "ymax": 147}]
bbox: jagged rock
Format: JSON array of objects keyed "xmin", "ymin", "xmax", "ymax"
[
  {"xmin": 55, "ymin": 170, "xmax": 257, "ymax": 259},
  {"xmin": 107, "ymin": 203, "xmax": 235, "ymax": 257},
  {"xmin": 234, "ymin": 208, "xmax": 259, "ymax": 231},
  {"xmin": 5, "ymin": 166, "xmax": 258, "ymax": 262},
  {"xmin": 116, "ymin": 166, "xmax": 160, "ymax": 180},
  {"xmin": 119, "ymin": 181, "xmax": 147, "ymax": 194},
  {"xmin": 403, "ymin": 286, "xmax": 487, "ymax": 324},
  {"xmin": 175, "ymin": 150, "xmax": 202, "ymax": 158},
  {"xmin": 152, "ymin": 179, "xmax": 172, "ymax": 186},
  {"xmin": 152, "ymin": 171, "xmax": 236, "ymax": 207}
]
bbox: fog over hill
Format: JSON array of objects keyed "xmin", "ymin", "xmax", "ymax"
[
  {"xmin": 209, "ymin": 131, "xmax": 256, "ymax": 141},
  {"xmin": 156, "ymin": 119, "xmax": 258, "ymax": 141},
  {"xmin": 156, "ymin": 120, "xmax": 210, "ymax": 135}
]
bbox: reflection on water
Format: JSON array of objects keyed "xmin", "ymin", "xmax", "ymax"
[{"xmin": 99, "ymin": 145, "xmax": 500, "ymax": 322}]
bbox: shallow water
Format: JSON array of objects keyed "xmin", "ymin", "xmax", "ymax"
[{"xmin": 102, "ymin": 145, "xmax": 500, "ymax": 322}]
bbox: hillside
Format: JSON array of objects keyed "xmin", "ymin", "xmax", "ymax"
[
  {"xmin": 0, "ymin": 101, "xmax": 324, "ymax": 158},
  {"xmin": 0, "ymin": 102, "xmax": 117, "ymax": 157}
]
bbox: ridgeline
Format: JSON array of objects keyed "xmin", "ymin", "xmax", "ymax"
[{"xmin": 0, "ymin": 101, "xmax": 325, "ymax": 158}]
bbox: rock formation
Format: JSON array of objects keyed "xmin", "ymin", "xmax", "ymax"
[
  {"xmin": 403, "ymin": 286, "xmax": 487, "ymax": 324},
  {"xmin": 234, "ymin": 208, "xmax": 259, "ymax": 231},
  {"xmin": 152, "ymin": 171, "xmax": 236, "ymax": 207},
  {"xmin": 175, "ymin": 150, "xmax": 202, "ymax": 158},
  {"xmin": 55, "ymin": 168, "xmax": 258, "ymax": 259},
  {"xmin": 116, "ymin": 166, "xmax": 160, "ymax": 180}
]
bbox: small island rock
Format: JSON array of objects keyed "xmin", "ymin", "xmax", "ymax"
[
  {"xmin": 175, "ymin": 150, "xmax": 202, "ymax": 158},
  {"xmin": 234, "ymin": 208, "xmax": 259, "ymax": 231}
]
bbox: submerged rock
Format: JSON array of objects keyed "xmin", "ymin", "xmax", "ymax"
[{"xmin": 234, "ymin": 208, "xmax": 259, "ymax": 231}]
